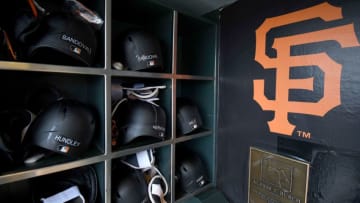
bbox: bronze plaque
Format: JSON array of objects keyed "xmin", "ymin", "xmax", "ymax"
[{"xmin": 248, "ymin": 147, "xmax": 309, "ymax": 203}]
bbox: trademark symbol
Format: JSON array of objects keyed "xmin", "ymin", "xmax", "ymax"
[{"xmin": 296, "ymin": 130, "xmax": 311, "ymax": 139}]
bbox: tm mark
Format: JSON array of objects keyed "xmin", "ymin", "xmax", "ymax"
[{"xmin": 296, "ymin": 130, "xmax": 311, "ymax": 139}]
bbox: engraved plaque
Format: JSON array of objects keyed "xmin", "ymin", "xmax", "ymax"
[{"xmin": 248, "ymin": 147, "xmax": 309, "ymax": 203}]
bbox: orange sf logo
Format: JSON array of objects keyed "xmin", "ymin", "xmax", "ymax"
[{"xmin": 254, "ymin": 2, "xmax": 360, "ymax": 136}]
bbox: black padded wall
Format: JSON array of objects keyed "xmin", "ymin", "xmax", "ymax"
[{"xmin": 218, "ymin": 0, "xmax": 360, "ymax": 202}]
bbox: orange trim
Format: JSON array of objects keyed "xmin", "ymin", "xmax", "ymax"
[
  {"xmin": 27, "ymin": 0, "xmax": 38, "ymax": 17},
  {"xmin": 3, "ymin": 31, "xmax": 17, "ymax": 60}
]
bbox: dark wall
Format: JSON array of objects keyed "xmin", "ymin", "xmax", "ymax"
[{"xmin": 217, "ymin": 0, "xmax": 360, "ymax": 202}]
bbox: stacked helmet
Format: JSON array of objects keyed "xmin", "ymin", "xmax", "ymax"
[
  {"xmin": 176, "ymin": 97, "xmax": 203, "ymax": 135},
  {"xmin": 26, "ymin": 99, "xmax": 97, "ymax": 156},
  {"xmin": 121, "ymin": 30, "xmax": 163, "ymax": 71},
  {"xmin": 112, "ymin": 168, "xmax": 148, "ymax": 203},
  {"xmin": 113, "ymin": 99, "xmax": 166, "ymax": 145},
  {"xmin": 0, "ymin": 109, "xmax": 34, "ymax": 171},
  {"xmin": 176, "ymin": 149, "xmax": 208, "ymax": 193},
  {"xmin": 32, "ymin": 165, "xmax": 98, "ymax": 203},
  {"xmin": 25, "ymin": 85, "xmax": 63, "ymax": 115}
]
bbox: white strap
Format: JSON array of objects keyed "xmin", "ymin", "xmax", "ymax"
[
  {"xmin": 24, "ymin": 152, "xmax": 46, "ymax": 164},
  {"xmin": 121, "ymin": 149, "xmax": 155, "ymax": 171},
  {"xmin": 40, "ymin": 185, "xmax": 85, "ymax": 203},
  {"xmin": 122, "ymin": 85, "xmax": 166, "ymax": 91},
  {"xmin": 136, "ymin": 150, "xmax": 153, "ymax": 169},
  {"xmin": 121, "ymin": 148, "xmax": 169, "ymax": 203},
  {"xmin": 21, "ymin": 110, "xmax": 36, "ymax": 143},
  {"xmin": 151, "ymin": 182, "xmax": 167, "ymax": 203},
  {"xmin": 148, "ymin": 175, "xmax": 168, "ymax": 203},
  {"xmin": 127, "ymin": 88, "xmax": 159, "ymax": 99},
  {"xmin": 111, "ymin": 98, "xmax": 127, "ymax": 117},
  {"xmin": 151, "ymin": 167, "xmax": 169, "ymax": 195},
  {"xmin": 123, "ymin": 85, "xmax": 166, "ymax": 106},
  {"xmin": 151, "ymin": 183, "xmax": 163, "ymax": 197}
]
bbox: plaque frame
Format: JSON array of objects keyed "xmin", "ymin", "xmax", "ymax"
[{"xmin": 248, "ymin": 147, "xmax": 310, "ymax": 203}]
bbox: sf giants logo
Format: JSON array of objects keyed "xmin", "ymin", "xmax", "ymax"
[{"xmin": 254, "ymin": 2, "xmax": 360, "ymax": 136}]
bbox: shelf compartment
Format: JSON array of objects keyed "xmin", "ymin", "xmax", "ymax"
[
  {"xmin": 176, "ymin": 79, "xmax": 215, "ymax": 137},
  {"xmin": 111, "ymin": 145, "xmax": 171, "ymax": 202},
  {"xmin": 111, "ymin": 76, "xmax": 173, "ymax": 152},
  {"xmin": 174, "ymin": 135, "xmax": 215, "ymax": 200},
  {"xmin": 176, "ymin": 14, "xmax": 217, "ymax": 76},
  {"xmin": 0, "ymin": 70, "xmax": 105, "ymax": 176},
  {"xmin": 0, "ymin": 0, "xmax": 106, "ymax": 69},
  {"xmin": 111, "ymin": 0, "xmax": 174, "ymax": 73},
  {"xmin": 0, "ymin": 162, "xmax": 105, "ymax": 202}
]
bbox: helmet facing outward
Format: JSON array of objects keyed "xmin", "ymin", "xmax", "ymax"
[
  {"xmin": 121, "ymin": 30, "xmax": 163, "ymax": 72},
  {"xmin": 26, "ymin": 99, "xmax": 97, "ymax": 157}
]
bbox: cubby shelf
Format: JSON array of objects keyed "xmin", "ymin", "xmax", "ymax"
[{"xmin": 0, "ymin": 0, "xmax": 218, "ymax": 202}]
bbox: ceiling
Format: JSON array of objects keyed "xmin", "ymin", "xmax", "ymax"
[{"xmin": 156, "ymin": 0, "xmax": 238, "ymax": 16}]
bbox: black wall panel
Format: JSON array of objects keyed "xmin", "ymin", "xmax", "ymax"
[{"xmin": 218, "ymin": 0, "xmax": 360, "ymax": 202}]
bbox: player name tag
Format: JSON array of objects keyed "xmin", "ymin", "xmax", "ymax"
[{"xmin": 248, "ymin": 147, "xmax": 309, "ymax": 203}]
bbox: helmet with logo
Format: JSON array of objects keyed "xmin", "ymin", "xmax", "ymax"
[
  {"xmin": 176, "ymin": 148, "xmax": 208, "ymax": 193},
  {"xmin": 120, "ymin": 29, "xmax": 163, "ymax": 71},
  {"xmin": 113, "ymin": 99, "xmax": 166, "ymax": 145},
  {"xmin": 176, "ymin": 97, "xmax": 203, "ymax": 135},
  {"xmin": 26, "ymin": 99, "xmax": 97, "ymax": 157},
  {"xmin": 15, "ymin": 11, "xmax": 97, "ymax": 66}
]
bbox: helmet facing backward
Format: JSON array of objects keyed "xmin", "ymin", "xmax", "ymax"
[
  {"xmin": 114, "ymin": 99, "xmax": 166, "ymax": 145},
  {"xmin": 177, "ymin": 97, "xmax": 203, "ymax": 135},
  {"xmin": 176, "ymin": 149, "xmax": 208, "ymax": 193},
  {"xmin": 112, "ymin": 169, "xmax": 149, "ymax": 203}
]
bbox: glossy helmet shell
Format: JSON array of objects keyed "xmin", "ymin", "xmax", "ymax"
[
  {"xmin": 176, "ymin": 97, "xmax": 203, "ymax": 135},
  {"xmin": 114, "ymin": 99, "xmax": 166, "ymax": 145},
  {"xmin": 176, "ymin": 150, "xmax": 208, "ymax": 193},
  {"xmin": 15, "ymin": 12, "xmax": 97, "ymax": 66},
  {"xmin": 112, "ymin": 169, "xmax": 148, "ymax": 203},
  {"xmin": 122, "ymin": 30, "xmax": 163, "ymax": 71},
  {"xmin": 26, "ymin": 99, "xmax": 97, "ymax": 156}
]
